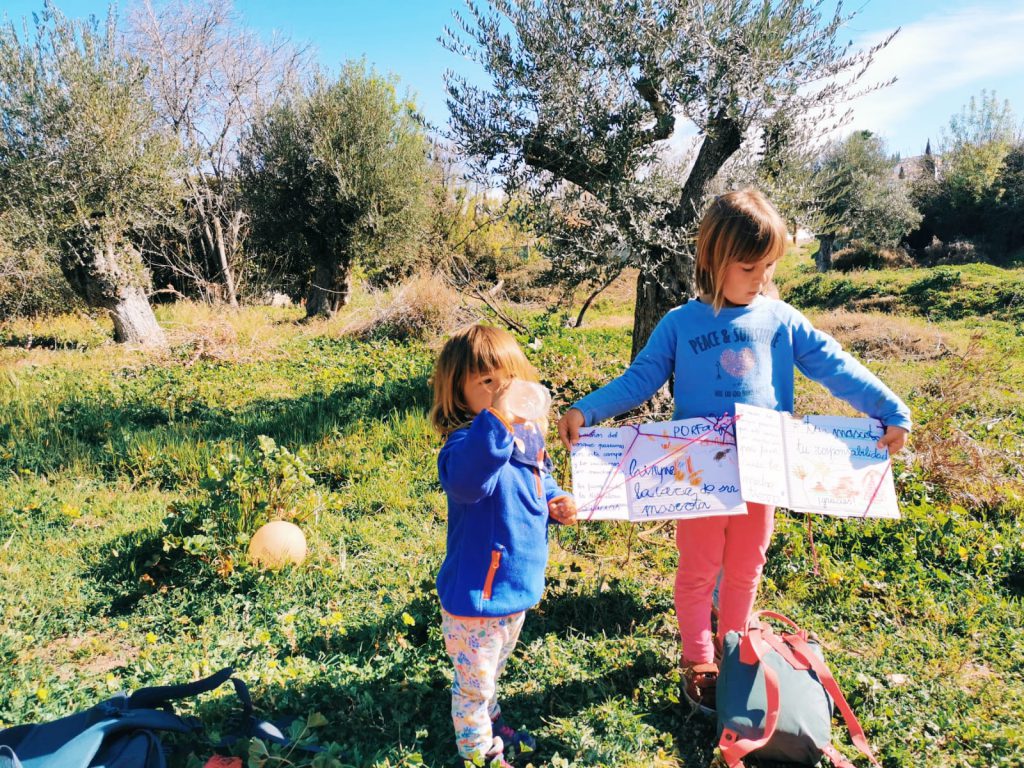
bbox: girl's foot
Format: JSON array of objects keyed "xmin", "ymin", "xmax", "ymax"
[
  {"xmin": 491, "ymin": 713, "xmax": 536, "ymax": 754},
  {"xmin": 682, "ymin": 662, "xmax": 719, "ymax": 716},
  {"xmin": 472, "ymin": 736, "xmax": 513, "ymax": 767}
]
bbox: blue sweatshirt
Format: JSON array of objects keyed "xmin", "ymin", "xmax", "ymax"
[
  {"xmin": 574, "ymin": 296, "xmax": 911, "ymax": 431},
  {"xmin": 436, "ymin": 409, "xmax": 570, "ymax": 617}
]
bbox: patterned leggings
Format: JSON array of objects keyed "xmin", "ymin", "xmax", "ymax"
[{"xmin": 441, "ymin": 608, "xmax": 526, "ymax": 759}]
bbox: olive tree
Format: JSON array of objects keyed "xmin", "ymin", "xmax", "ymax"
[
  {"xmin": 444, "ymin": 0, "xmax": 894, "ymax": 356},
  {"xmin": 0, "ymin": 4, "xmax": 181, "ymax": 343},
  {"xmin": 241, "ymin": 62, "xmax": 430, "ymax": 318},
  {"xmin": 814, "ymin": 130, "xmax": 921, "ymax": 262},
  {"xmin": 129, "ymin": 0, "xmax": 307, "ymax": 304}
]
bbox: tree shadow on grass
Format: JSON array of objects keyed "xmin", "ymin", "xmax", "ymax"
[
  {"xmin": 193, "ymin": 373, "xmax": 431, "ymax": 447},
  {"xmin": 1002, "ymin": 566, "xmax": 1024, "ymax": 598},
  {"xmin": 216, "ymin": 652, "xmax": 718, "ymax": 768},
  {"xmin": 83, "ymin": 528, "xmax": 273, "ymax": 620},
  {"xmin": 83, "ymin": 529, "xmax": 169, "ymax": 617},
  {"xmin": 276, "ymin": 587, "xmax": 716, "ymax": 767},
  {"xmin": 13, "ymin": 371, "xmax": 430, "ymax": 481},
  {"xmin": 294, "ymin": 585, "xmax": 669, "ymax": 666},
  {"xmin": 525, "ymin": 583, "xmax": 669, "ymax": 639}
]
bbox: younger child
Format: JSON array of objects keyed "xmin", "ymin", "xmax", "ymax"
[
  {"xmin": 431, "ymin": 324, "xmax": 577, "ymax": 766},
  {"xmin": 557, "ymin": 188, "xmax": 910, "ymax": 714}
]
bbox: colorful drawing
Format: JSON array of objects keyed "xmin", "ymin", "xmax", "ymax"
[
  {"xmin": 734, "ymin": 403, "xmax": 900, "ymax": 519},
  {"xmin": 571, "ymin": 406, "xmax": 901, "ymax": 523},
  {"xmin": 570, "ymin": 415, "xmax": 747, "ymax": 521}
]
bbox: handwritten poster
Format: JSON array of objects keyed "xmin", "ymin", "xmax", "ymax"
[
  {"xmin": 734, "ymin": 403, "xmax": 899, "ymax": 519},
  {"xmin": 570, "ymin": 416, "xmax": 748, "ymax": 521}
]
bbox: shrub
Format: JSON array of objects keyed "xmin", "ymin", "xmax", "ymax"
[
  {"xmin": 830, "ymin": 241, "xmax": 914, "ymax": 272},
  {"xmin": 812, "ymin": 310, "xmax": 948, "ymax": 362},
  {"xmin": 909, "ymin": 336, "xmax": 1020, "ymax": 507},
  {"xmin": 159, "ymin": 435, "xmax": 321, "ymax": 578},
  {"xmin": 918, "ymin": 237, "xmax": 986, "ymax": 266},
  {"xmin": 343, "ymin": 272, "xmax": 477, "ymax": 342},
  {"xmin": 501, "ymin": 257, "xmax": 551, "ymax": 303},
  {"xmin": 0, "ymin": 244, "xmax": 82, "ymax": 319}
]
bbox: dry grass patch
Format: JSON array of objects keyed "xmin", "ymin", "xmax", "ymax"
[
  {"xmin": 160, "ymin": 302, "xmax": 304, "ymax": 365},
  {"xmin": 908, "ymin": 336, "xmax": 1020, "ymax": 506},
  {"xmin": 812, "ymin": 310, "xmax": 949, "ymax": 362},
  {"xmin": 23, "ymin": 631, "xmax": 139, "ymax": 679},
  {"xmin": 342, "ymin": 272, "xmax": 479, "ymax": 342}
]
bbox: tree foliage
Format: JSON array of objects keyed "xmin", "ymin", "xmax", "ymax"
[
  {"xmin": 816, "ymin": 131, "xmax": 921, "ymax": 256},
  {"xmin": 444, "ymin": 0, "xmax": 894, "ymax": 355},
  {"xmin": 424, "ymin": 141, "xmax": 537, "ymax": 289},
  {"xmin": 0, "ymin": 2, "xmax": 181, "ymax": 341},
  {"xmin": 941, "ymin": 90, "xmax": 1018, "ymax": 207},
  {"xmin": 241, "ymin": 62, "xmax": 430, "ymax": 317},
  {"xmin": 911, "ymin": 91, "xmax": 1023, "ymax": 259}
]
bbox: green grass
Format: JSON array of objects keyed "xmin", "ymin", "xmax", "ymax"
[
  {"xmin": 775, "ymin": 245, "xmax": 1024, "ymax": 325},
  {"xmin": 1, "ymin": 291, "xmax": 1022, "ymax": 767}
]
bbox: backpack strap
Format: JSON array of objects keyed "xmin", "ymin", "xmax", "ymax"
[
  {"xmin": 750, "ymin": 610, "xmax": 805, "ymax": 637},
  {"xmin": 0, "ymin": 745, "xmax": 24, "ymax": 768},
  {"xmin": 783, "ymin": 635, "xmax": 883, "ymax": 768},
  {"xmin": 760, "ymin": 630, "xmax": 811, "ymax": 671},
  {"xmin": 128, "ymin": 667, "xmax": 239, "ymax": 711},
  {"xmin": 718, "ymin": 618, "xmax": 782, "ymax": 768}
]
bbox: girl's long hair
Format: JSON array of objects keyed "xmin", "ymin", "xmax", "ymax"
[
  {"xmin": 695, "ymin": 188, "xmax": 787, "ymax": 312},
  {"xmin": 429, "ymin": 324, "xmax": 539, "ymax": 434}
]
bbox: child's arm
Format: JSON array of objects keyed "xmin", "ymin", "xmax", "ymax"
[
  {"xmin": 791, "ymin": 314, "xmax": 912, "ymax": 434},
  {"xmin": 571, "ymin": 312, "xmax": 679, "ymax": 428},
  {"xmin": 438, "ymin": 409, "xmax": 515, "ymax": 504}
]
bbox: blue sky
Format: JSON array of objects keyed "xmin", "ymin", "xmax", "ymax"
[{"xmin": 4, "ymin": 0, "xmax": 1023, "ymax": 159}]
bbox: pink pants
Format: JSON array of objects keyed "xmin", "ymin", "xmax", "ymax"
[{"xmin": 674, "ymin": 503, "xmax": 775, "ymax": 665}]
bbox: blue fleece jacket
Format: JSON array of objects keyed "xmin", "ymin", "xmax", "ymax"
[
  {"xmin": 574, "ymin": 296, "xmax": 912, "ymax": 431},
  {"xmin": 436, "ymin": 409, "xmax": 570, "ymax": 617}
]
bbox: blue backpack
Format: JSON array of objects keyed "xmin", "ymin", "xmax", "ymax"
[
  {"xmin": 0, "ymin": 667, "xmax": 274, "ymax": 768},
  {"xmin": 717, "ymin": 611, "xmax": 882, "ymax": 768}
]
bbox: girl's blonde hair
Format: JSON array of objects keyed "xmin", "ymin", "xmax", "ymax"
[
  {"xmin": 429, "ymin": 324, "xmax": 539, "ymax": 434},
  {"xmin": 695, "ymin": 188, "xmax": 787, "ymax": 312}
]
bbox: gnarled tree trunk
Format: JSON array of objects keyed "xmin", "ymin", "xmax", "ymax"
[
  {"xmin": 61, "ymin": 237, "xmax": 166, "ymax": 346},
  {"xmin": 631, "ymin": 113, "xmax": 743, "ymax": 360},
  {"xmin": 815, "ymin": 234, "xmax": 835, "ymax": 272},
  {"xmin": 109, "ymin": 284, "xmax": 166, "ymax": 344},
  {"xmin": 305, "ymin": 254, "xmax": 352, "ymax": 319}
]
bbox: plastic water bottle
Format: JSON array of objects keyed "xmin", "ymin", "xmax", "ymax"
[{"xmin": 502, "ymin": 379, "xmax": 552, "ymax": 422}]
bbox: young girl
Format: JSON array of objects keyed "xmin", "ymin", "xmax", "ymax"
[
  {"xmin": 431, "ymin": 324, "xmax": 577, "ymax": 766},
  {"xmin": 557, "ymin": 188, "xmax": 910, "ymax": 714}
]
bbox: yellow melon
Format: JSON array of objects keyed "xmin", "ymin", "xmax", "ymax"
[{"xmin": 248, "ymin": 520, "xmax": 307, "ymax": 569}]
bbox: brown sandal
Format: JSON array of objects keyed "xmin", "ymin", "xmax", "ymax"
[{"xmin": 682, "ymin": 662, "xmax": 719, "ymax": 716}]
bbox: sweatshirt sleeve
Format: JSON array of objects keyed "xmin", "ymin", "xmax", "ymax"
[
  {"xmin": 542, "ymin": 470, "xmax": 570, "ymax": 505},
  {"xmin": 572, "ymin": 310, "xmax": 678, "ymax": 426},
  {"xmin": 790, "ymin": 310, "xmax": 912, "ymax": 431},
  {"xmin": 438, "ymin": 409, "xmax": 515, "ymax": 504}
]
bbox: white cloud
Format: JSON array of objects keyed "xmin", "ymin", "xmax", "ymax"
[{"xmin": 841, "ymin": 1, "xmax": 1024, "ymax": 152}]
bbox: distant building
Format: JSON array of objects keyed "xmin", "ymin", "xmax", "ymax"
[{"xmin": 893, "ymin": 139, "xmax": 942, "ymax": 182}]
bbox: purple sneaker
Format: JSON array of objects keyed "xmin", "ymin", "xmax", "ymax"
[
  {"xmin": 491, "ymin": 713, "xmax": 536, "ymax": 755},
  {"xmin": 462, "ymin": 736, "xmax": 513, "ymax": 767}
]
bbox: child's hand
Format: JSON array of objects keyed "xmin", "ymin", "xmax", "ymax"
[
  {"xmin": 548, "ymin": 496, "xmax": 578, "ymax": 525},
  {"xmin": 557, "ymin": 408, "xmax": 586, "ymax": 451},
  {"xmin": 490, "ymin": 381, "xmax": 526, "ymax": 425},
  {"xmin": 877, "ymin": 425, "xmax": 909, "ymax": 453}
]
